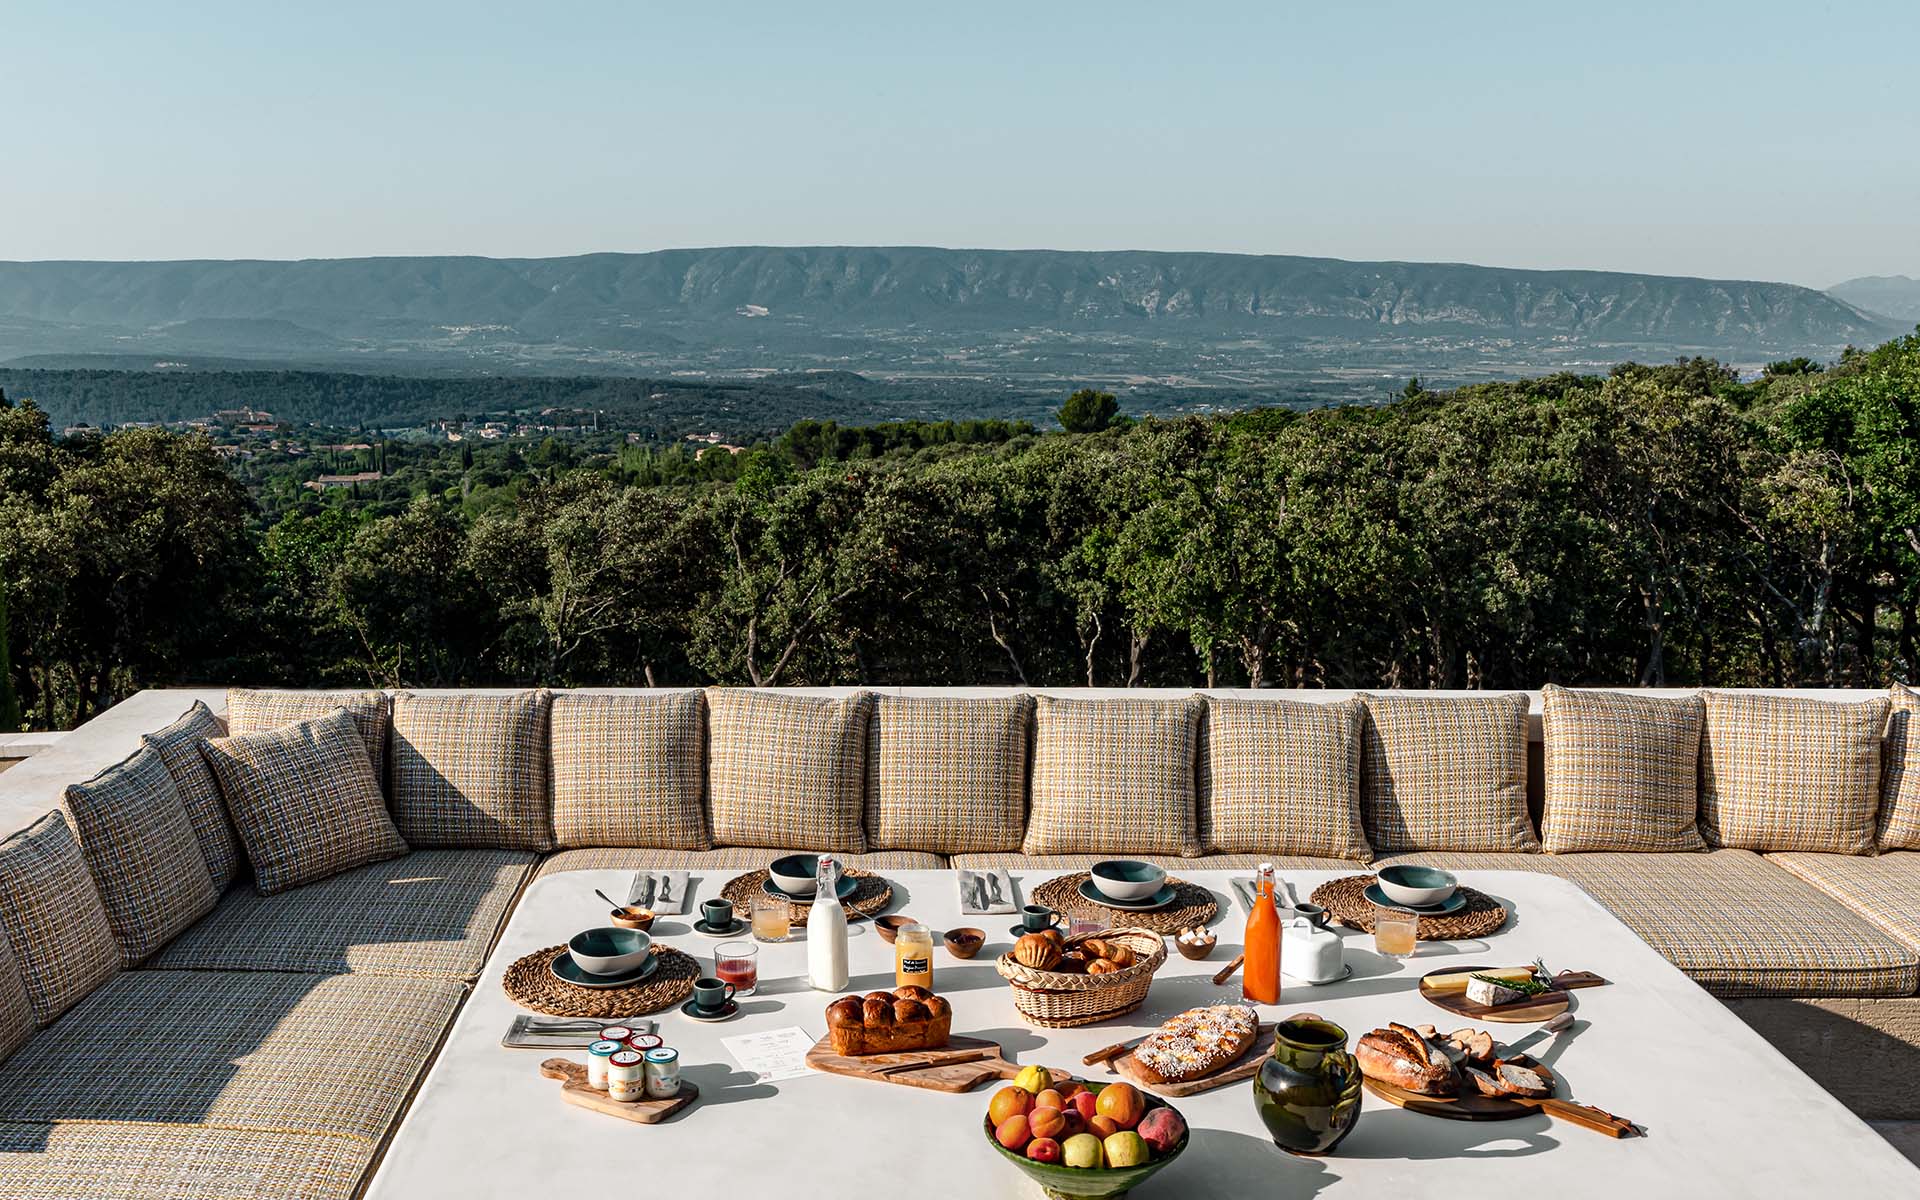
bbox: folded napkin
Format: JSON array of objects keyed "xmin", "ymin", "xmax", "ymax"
[
  {"xmin": 628, "ymin": 871, "xmax": 690, "ymax": 915},
  {"xmin": 1233, "ymin": 875, "xmax": 1299, "ymax": 915},
  {"xmin": 957, "ymin": 867, "xmax": 1017, "ymax": 915}
]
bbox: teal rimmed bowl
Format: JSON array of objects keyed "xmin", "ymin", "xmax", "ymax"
[
  {"xmin": 1090, "ymin": 859, "xmax": 1167, "ymax": 903},
  {"xmin": 984, "ymin": 1083, "xmax": 1188, "ymax": 1199}
]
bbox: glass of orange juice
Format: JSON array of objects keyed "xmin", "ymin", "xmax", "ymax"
[
  {"xmin": 1373, "ymin": 904, "xmax": 1419, "ymax": 958},
  {"xmin": 751, "ymin": 891, "xmax": 792, "ymax": 942}
]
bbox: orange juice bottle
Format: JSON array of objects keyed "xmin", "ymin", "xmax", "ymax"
[
  {"xmin": 1242, "ymin": 863, "xmax": 1282, "ymax": 1004},
  {"xmin": 895, "ymin": 923, "xmax": 935, "ymax": 991}
]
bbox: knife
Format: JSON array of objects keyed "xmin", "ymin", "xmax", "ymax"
[{"xmin": 1501, "ymin": 1011, "xmax": 1574, "ymax": 1057}]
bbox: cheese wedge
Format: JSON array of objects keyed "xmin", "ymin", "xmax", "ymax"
[
  {"xmin": 1466, "ymin": 976, "xmax": 1525, "ymax": 1006},
  {"xmin": 1422, "ymin": 966, "xmax": 1536, "ymax": 995}
]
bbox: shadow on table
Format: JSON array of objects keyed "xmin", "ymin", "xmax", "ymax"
[
  {"xmin": 680, "ymin": 1063, "xmax": 779, "ymax": 1109},
  {"xmin": 1173, "ymin": 1128, "xmax": 1336, "ymax": 1198},
  {"xmin": 1335, "ymin": 1103, "xmax": 1560, "ymax": 1160},
  {"xmin": 960, "ymin": 1024, "xmax": 1052, "ymax": 1060}
]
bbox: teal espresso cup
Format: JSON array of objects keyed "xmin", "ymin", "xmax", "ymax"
[
  {"xmin": 1020, "ymin": 905, "xmax": 1058, "ymax": 933},
  {"xmin": 691, "ymin": 977, "xmax": 736, "ymax": 1012},
  {"xmin": 701, "ymin": 898, "xmax": 734, "ymax": 928}
]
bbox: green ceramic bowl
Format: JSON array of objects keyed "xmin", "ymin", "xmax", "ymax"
[{"xmin": 983, "ymin": 1084, "xmax": 1189, "ymax": 1200}]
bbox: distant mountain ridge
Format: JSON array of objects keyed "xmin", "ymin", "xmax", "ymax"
[
  {"xmin": 1828, "ymin": 275, "xmax": 1920, "ymax": 323},
  {"xmin": 0, "ymin": 248, "xmax": 1896, "ymax": 383}
]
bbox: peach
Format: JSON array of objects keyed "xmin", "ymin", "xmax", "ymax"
[
  {"xmin": 1028, "ymin": 1106, "xmax": 1067, "ymax": 1140},
  {"xmin": 1034, "ymin": 1088, "xmax": 1065, "ymax": 1112},
  {"xmin": 1138, "ymin": 1107, "xmax": 1186, "ymax": 1155},
  {"xmin": 995, "ymin": 1113, "xmax": 1033, "ymax": 1152},
  {"xmin": 1068, "ymin": 1091, "xmax": 1100, "ymax": 1122},
  {"xmin": 1095, "ymin": 1082, "xmax": 1146, "ymax": 1130},
  {"xmin": 1025, "ymin": 1137, "xmax": 1062, "ymax": 1164},
  {"xmin": 988, "ymin": 1086, "xmax": 1032, "ymax": 1126},
  {"xmin": 1059, "ymin": 1109, "xmax": 1087, "ymax": 1138}
]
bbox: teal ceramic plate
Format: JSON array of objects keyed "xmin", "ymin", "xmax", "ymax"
[
  {"xmin": 691, "ymin": 917, "xmax": 749, "ymax": 937},
  {"xmin": 550, "ymin": 949, "xmax": 659, "ymax": 989},
  {"xmin": 679, "ymin": 998, "xmax": 740, "ymax": 1023},
  {"xmin": 1077, "ymin": 878, "xmax": 1178, "ymax": 912},
  {"xmin": 762, "ymin": 875, "xmax": 857, "ymax": 904},
  {"xmin": 1363, "ymin": 883, "xmax": 1467, "ymax": 915}
]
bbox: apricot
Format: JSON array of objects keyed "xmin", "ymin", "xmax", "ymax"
[
  {"xmin": 1055, "ymin": 1080, "xmax": 1087, "ymax": 1100},
  {"xmin": 995, "ymin": 1113, "xmax": 1033, "ymax": 1152},
  {"xmin": 1034, "ymin": 1088, "xmax": 1065, "ymax": 1112},
  {"xmin": 988, "ymin": 1086, "xmax": 1032, "ymax": 1126},
  {"xmin": 1028, "ymin": 1106, "xmax": 1067, "ymax": 1140},
  {"xmin": 1088, "ymin": 1115, "xmax": 1121, "ymax": 1139},
  {"xmin": 1025, "ymin": 1137, "xmax": 1062, "ymax": 1164},
  {"xmin": 1095, "ymin": 1081, "xmax": 1146, "ymax": 1130}
]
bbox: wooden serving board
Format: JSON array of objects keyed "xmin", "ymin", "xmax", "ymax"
[
  {"xmin": 1418, "ymin": 965, "xmax": 1608, "ymax": 1024},
  {"xmin": 805, "ymin": 1034, "xmax": 1020, "ymax": 1093},
  {"xmin": 540, "ymin": 1059, "xmax": 698, "ymax": 1123},
  {"xmin": 1362, "ymin": 1074, "xmax": 1637, "ymax": 1138},
  {"xmin": 1104, "ymin": 1023, "xmax": 1276, "ymax": 1098}
]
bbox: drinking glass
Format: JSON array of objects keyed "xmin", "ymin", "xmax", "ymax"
[
  {"xmin": 1372, "ymin": 904, "xmax": 1419, "ymax": 958},
  {"xmin": 715, "ymin": 941, "xmax": 759, "ymax": 996},
  {"xmin": 1067, "ymin": 914, "xmax": 1104, "ymax": 940},
  {"xmin": 751, "ymin": 891, "xmax": 792, "ymax": 942}
]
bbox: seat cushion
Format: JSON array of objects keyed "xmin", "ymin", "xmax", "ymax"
[
  {"xmin": 227, "ymin": 689, "xmax": 390, "ymax": 787},
  {"xmin": 1541, "ymin": 685, "xmax": 1706, "ymax": 854},
  {"xmin": 0, "ymin": 938, "xmax": 32, "ymax": 1066},
  {"xmin": 1770, "ymin": 851, "xmax": 1920, "ymax": 952},
  {"xmin": 867, "ymin": 694, "xmax": 1033, "ymax": 856},
  {"xmin": 0, "ymin": 1121, "xmax": 376, "ymax": 1200},
  {"xmin": 141, "ymin": 700, "xmax": 242, "ymax": 890},
  {"xmin": 62, "ymin": 745, "xmax": 220, "ymax": 966},
  {"xmin": 1202, "ymin": 696, "xmax": 1369, "ymax": 861},
  {"xmin": 550, "ymin": 691, "xmax": 708, "ymax": 849},
  {"xmin": 202, "ymin": 711, "xmax": 409, "ymax": 895},
  {"xmin": 0, "ymin": 969, "xmax": 461, "ymax": 1139},
  {"xmin": 1359, "ymin": 692, "xmax": 1539, "ymax": 853},
  {"xmin": 390, "ymin": 690, "xmax": 555, "ymax": 851},
  {"xmin": 1024, "ymin": 695, "xmax": 1204, "ymax": 858},
  {"xmin": 1701, "ymin": 690, "xmax": 1888, "ymax": 854},
  {"xmin": 535, "ymin": 846, "xmax": 946, "ymax": 880},
  {"xmin": 1879, "ymin": 682, "xmax": 1920, "ymax": 850},
  {"xmin": 706, "ymin": 689, "xmax": 874, "ymax": 854},
  {"xmin": 0, "ymin": 814, "xmax": 119, "ymax": 1026},
  {"xmin": 154, "ymin": 850, "xmax": 534, "ymax": 979}
]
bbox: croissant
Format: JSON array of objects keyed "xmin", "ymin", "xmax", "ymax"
[{"xmin": 1013, "ymin": 933, "xmax": 1062, "ymax": 970}]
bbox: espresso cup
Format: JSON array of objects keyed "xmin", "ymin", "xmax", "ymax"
[
  {"xmin": 1020, "ymin": 904, "xmax": 1059, "ymax": 933},
  {"xmin": 1294, "ymin": 902, "xmax": 1329, "ymax": 928},
  {"xmin": 702, "ymin": 898, "xmax": 734, "ymax": 928},
  {"xmin": 692, "ymin": 977, "xmax": 736, "ymax": 1012}
]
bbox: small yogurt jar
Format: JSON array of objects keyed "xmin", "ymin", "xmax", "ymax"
[
  {"xmin": 598, "ymin": 1026, "xmax": 635, "ymax": 1044},
  {"xmin": 643, "ymin": 1047, "xmax": 680, "ymax": 1098},
  {"xmin": 586, "ymin": 1040, "xmax": 623, "ymax": 1091},
  {"xmin": 607, "ymin": 1050, "xmax": 647, "ymax": 1102}
]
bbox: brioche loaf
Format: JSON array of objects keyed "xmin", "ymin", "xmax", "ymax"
[{"xmin": 825, "ymin": 986, "xmax": 953, "ymax": 1056}]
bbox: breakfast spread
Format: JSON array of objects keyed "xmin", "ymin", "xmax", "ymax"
[
  {"xmin": 1355, "ymin": 1022, "xmax": 1554, "ymax": 1099},
  {"xmin": 1130, "ymin": 1004, "xmax": 1260, "ymax": 1085},
  {"xmin": 825, "ymin": 985, "xmax": 954, "ymax": 1056}
]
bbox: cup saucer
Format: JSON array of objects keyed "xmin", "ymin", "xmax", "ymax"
[
  {"xmin": 680, "ymin": 997, "xmax": 740, "ymax": 1022},
  {"xmin": 692, "ymin": 917, "xmax": 749, "ymax": 938}
]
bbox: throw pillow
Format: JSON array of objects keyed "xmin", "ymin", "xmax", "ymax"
[
  {"xmin": 226, "ymin": 688, "xmax": 391, "ymax": 787},
  {"xmin": 550, "ymin": 691, "xmax": 709, "ymax": 849},
  {"xmin": 867, "ymin": 694, "xmax": 1034, "ymax": 855},
  {"xmin": 141, "ymin": 699, "xmax": 242, "ymax": 890},
  {"xmin": 389, "ymin": 690, "xmax": 554, "ymax": 851},
  {"xmin": 707, "ymin": 689, "xmax": 873, "ymax": 854},
  {"xmin": 1201, "ymin": 696, "xmax": 1370, "ymax": 861},
  {"xmin": 1540, "ymin": 685, "xmax": 1706, "ymax": 854},
  {"xmin": 1701, "ymin": 690, "xmax": 1888, "ymax": 855},
  {"xmin": 0, "ymin": 934, "xmax": 34, "ymax": 1063},
  {"xmin": 1024, "ymin": 695, "xmax": 1204, "ymax": 858},
  {"xmin": 1359, "ymin": 692, "xmax": 1538, "ymax": 853},
  {"xmin": 0, "ymin": 813, "xmax": 120, "ymax": 1025},
  {"xmin": 1879, "ymin": 682, "xmax": 1920, "ymax": 850}
]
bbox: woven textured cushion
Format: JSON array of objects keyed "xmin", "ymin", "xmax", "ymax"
[
  {"xmin": 1879, "ymin": 682, "xmax": 1920, "ymax": 850},
  {"xmin": 535, "ymin": 846, "xmax": 946, "ymax": 879},
  {"xmin": 141, "ymin": 700, "xmax": 241, "ymax": 890},
  {"xmin": 154, "ymin": 849, "xmax": 534, "ymax": 979},
  {"xmin": 1701, "ymin": 691, "xmax": 1889, "ymax": 854},
  {"xmin": 226, "ymin": 689, "xmax": 390, "ymax": 787},
  {"xmin": 1023, "ymin": 695, "xmax": 1203, "ymax": 858},
  {"xmin": 0, "ymin": 814, "xmax": 119, "ymax": 1026},
  {"xmin": 1201, "ymin": 696, "xmax": 1368, "ymax": 860},
  {"xmin": 0, "ymin": 938, "xmax": 33, "ymax": 1066},
  {"xmin": 201, "ymin": 710, "xmax": 409, "ymax": 895},
  {"xmin": 0, "ymin": 969, "xmax": 460, "ymax": 1140},
  {"xmin": 1770, "ymin": 850, "xmax": 1920, "ymax": 952},
  {"xmin": 550, "ymin": 692, "xmax": 707, "ymax": 849},
  {"xmin": 62, "ymin": 746, "xmax": 219, "ymax": 966},
  {"xmin": 390, "ymin": 690, "xmax": 554, "ymax": 851},
  {"xmin": 867, "ymin": 694, "xmax": 1033, "ymax": 855},
  {"xmin": 1540, "ymin": 685, "xmax": 1706, "ymax": 854},
  {"xmin": 0, "ymin": 1121, "xmax": 377, "ymax": 1200},
  {"xmin": 1358, "ymin": 692, "xmax": 1537, "ymax": 853},
  {"xmin": 951, "ymin": 852, "xmax": 1357, "ymax": 872},
  {"xmin": 706, "ymin": 689, "xmax": 873, "ymax": 854}
]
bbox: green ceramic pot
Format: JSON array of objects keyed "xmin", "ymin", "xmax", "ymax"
[
  {"xmin": 984, "ymin": 1083, "xmax": 1188, "ymax": 1200},
  {"xmin": 1252, "ymin": 1017, "xmax": 1362, "ymax": 1156}
]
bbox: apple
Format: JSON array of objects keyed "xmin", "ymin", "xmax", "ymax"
[
  {"xmin": 995, "ymin": 1114, "xmax": 1032, "ymax": 1152},
  {"xmin": 1138, "ymin": 1107, "xmax": 1186, "ymax": 1155},
  {"xmin": 1061, "ymin": 1132, "xmax": 1104, "ymax": 1169},
  {"xmin": 1059, "ymin": 1109, "xmax": 1087, "ymax": 1138},
  {"xmin": 1095, "ymin": 1081, "xmax": 1146, "ymax": 1130},
  {"xmin": 1014, "ymin": 1065, "xmax": 1054, "ymax": 1095},
  {"xmin": 988, "ymin": 1086, "xmax": 1032, "ymax": 1126},
  {"xmin": 1028, "ymin": 1106, "xmax": 1067, "ymax": 1140},
  {"xmin": 1068, "ymin": 1090, "xmax": 1100, "ymax": 1122},
  {"xmin": 1025, "ymin": 1137, "xmax": 1062, "ymax": 1164},
  {"xmin": 1088, "ymin": 1115, "xmax": 1120, "ymax": 1139},
  {"xmin": 1034, "ymin": 1088, "xmax": 1065, "ymax": 1112},
  {"xmin": 1103, "ymin": 1130, "xmax": 1150, "ymax": 1168}
]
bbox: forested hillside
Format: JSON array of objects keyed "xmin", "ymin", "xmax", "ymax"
[{"xmin": 2, "ymin": 334, "xmax": 1918, "ymax": 730}]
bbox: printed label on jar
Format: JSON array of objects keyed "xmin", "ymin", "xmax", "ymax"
[{"xmin": 901, "ymin": 956, "xmax": 930, "ymax": 975}]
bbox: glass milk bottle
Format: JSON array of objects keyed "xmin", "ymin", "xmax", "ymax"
[{"xmin": 807, "ymin": 855, "xmax": 850, "ymax": 991}]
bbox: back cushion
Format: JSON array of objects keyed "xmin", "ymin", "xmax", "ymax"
[
  {"xmin": 867, "ymin": 694, "xmax": 1033, "ymax": 855},
  {"xmin": 0, "ymin": 934, "xmax": 35, "ymax": 1063},
  {"xmin": 1541, "ymin": 685, "xmax": 1706, "ymax": 854},
  {"xmin": 707, "ymin": 689, "xmax": 873, "ymax": 854},
  {"xmin": 1880, "ymin": 682, "xmax": 1920, "ymax": 851},
  {"xmin": 63, "ymin": 746, "xmax": 220, "ymax": 965},
  {"xmin": 1202, "ymin": 696, "xmax": 1369, "ymax": 861},
  {"xmin": 390, "ymin": 691, "xmax": 554, "ymax": 851},
  {"xmin": 141, "ymin": 700, "xmax": 242, "ymax": 890},
  {"xmin": 227, "ymin": 689, "xmax": 391, "ymax": 787},
  {"xmin": 550, "ymin": 692, "xmax": 708, "ymax": 849},
  {"xmin": 1024, "ymin": 695, "xmax": 1204, "ymax": 858},
  {"xmin": 202, "ymin": 709, "xmax": 411, "ymax": 895},
  {"xmin": 1360, "ymin": 692, "xmax": 1538, "ymax": 853},
  {"xmin": 0, "ymin": 814, "xmax": 120, "ymax": 1026},
  {"xmin": 1701, "ymin": 691, "xmax": 1888, "ymax": 855}
]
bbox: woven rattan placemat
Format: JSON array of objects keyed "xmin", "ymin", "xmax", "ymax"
[
  {"xmin": 1310, "ymin": 874, "xmax": 1509, "ymax": 940},
  {"xmin": 503, "ymin": 944, "xmax": 700, "ymax": 1018},
  {"xmin": 1029, "ymin": 872, "xmax": 1219, "ymax": 935},
  {"xmin": 719, "ymin": 868, "xmax": 892, "ymax": 927}
]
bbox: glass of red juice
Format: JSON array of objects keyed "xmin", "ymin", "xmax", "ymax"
[{"xmin": 714, "ymin": 941, "xmax": 758, "ymax": 996}]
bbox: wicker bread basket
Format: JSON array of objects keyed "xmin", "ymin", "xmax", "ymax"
[{"xmin": 994, "ymin": 927, "xmax": 1168, "ymax": 1028}]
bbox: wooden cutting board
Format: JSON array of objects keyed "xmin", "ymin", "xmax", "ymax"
[
  {"xmin": 1104, "ymin": 1023, "xmax": 1276, "ymax": 1097},
  {"xmin": 540, "ymin": 1059, "xmax": 699, "ymax": 1124},
  {"xmin": 1362, "ymin": 1074, "xmax": 1636, "ymax": 1137},
  {"xmin": 805, "ymin": 1034, "xmax": 1021, "ymax": 1093},
  {"xmin": 1417, "ymin": 965, "xmax": 1608, "ymax": 1024}
]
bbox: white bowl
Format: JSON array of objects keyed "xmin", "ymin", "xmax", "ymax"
[
  {"xmin": 1090, "ymin": 859, "xmax": 1167, "ymax": 902},
  {"xmin": 1376, "ymin": 865, "xmax": 1458, "ymax": 908},
  {"xmin": 567, "ymin": 927, "xmax": 652, "ymax": 976},
  {"xmin": 768, "ymin": 854, "xmax": 818, "ymax": 897}
]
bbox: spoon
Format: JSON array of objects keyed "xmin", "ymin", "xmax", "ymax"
[{"xmin": 595, "ymin": 888, "xmax": 628, "ymax": 913}]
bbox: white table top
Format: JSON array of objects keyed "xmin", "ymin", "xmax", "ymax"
[{"xmin": 366, "ymin": 869, "xmax": 1920, "ymax": 1197}]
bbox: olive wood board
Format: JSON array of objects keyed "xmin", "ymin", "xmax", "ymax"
[
  {"xmin": 1361, "ymin": 1076, "xmax": 1637, "ymax": 1138},
  {"xmin": 1092, "ymin": 1023, "xmax": 1277, "ymax": 1097},
  {"xmin": 539, "ymin": 1059, "xmax": 699, "ymax": 1124},
  {"xmin": 805, "ymin": 1034, "xmax": 1020, "ymax": 1093},
  {"xmin": 1417, "ymin": 966, "xmax": 1608, "ymax": 1024}
]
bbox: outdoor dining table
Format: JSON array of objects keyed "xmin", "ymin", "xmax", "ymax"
[{"xmin": 364, "ymin": 869, "xmax": 1920, "ymax": 1197}]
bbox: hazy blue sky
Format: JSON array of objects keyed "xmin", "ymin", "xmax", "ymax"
[{"xmin": 3, "ymin": 1, "xmax": 1913, "ymax": 286}]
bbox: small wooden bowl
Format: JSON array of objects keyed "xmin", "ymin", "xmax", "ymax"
[
  {"xmin": 1173, "ymin": 931, "xmax": 1216, "ymax": 960},
  {"xmin": 944, "ymin": 927, "xmax": 986, "ymax": 959},
  {"xmin": 609, "ymin": 907, "xmax": 655, "ymax": 932},
  {"xmin": 874, "ymin": 915, "xmax": 915, "ymax": 944}
]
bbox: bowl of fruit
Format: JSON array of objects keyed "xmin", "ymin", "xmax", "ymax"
[{"xmin": 983, "ymin": 1068, "xmax": 1188, "ymax": 1199}]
